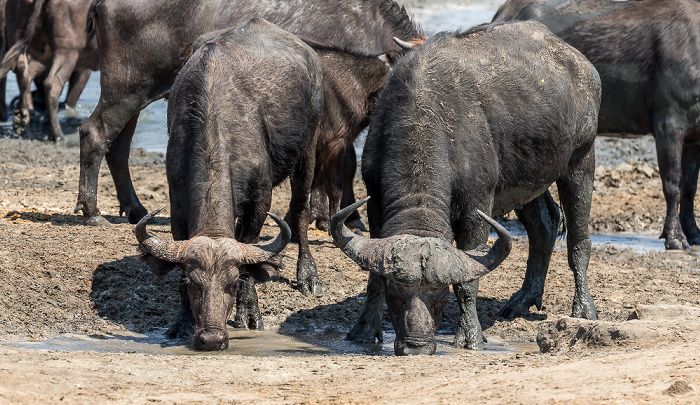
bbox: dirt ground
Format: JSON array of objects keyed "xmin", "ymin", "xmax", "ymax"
[{"xmin": 0, "ymin": 137, "xmax": 699, "ymax": 404}]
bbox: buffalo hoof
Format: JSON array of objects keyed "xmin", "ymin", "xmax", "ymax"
[
  {"xmin": 498, "ymin": 288, "xmax": 542, "ymax": 320},
  {"xmin": 346, "ymin": 314, "xmax": 383, "ymax": 343},
  {"xmin": 571, "ymin": 295, "xmax": 598, "ymax": 320},
  {"xmin": 166, "ymin": 310, "xmax": 196, "ymax": 339},
  {"xmin": 232, "ymin": 305, "xmax": 264, "ymax": 330},
  {"xmin": 122, "ymin": 204, "xmax": 149, "ymax": 225},
  {"xmin": 84, "ymin": 215, "xmax": 111, "ymax": 227},
  {"xmin": 664, "ymin": 237, "xmax": 689, "ymax": 250},
  {"xmin": 314, "ymin": 218, "xmax": 330, "ymax": 232},
  {"xmin": 297, "ymin": 253, "xmax": 322, "ymax": 296},
  {"xmin": 453, "ymin": 325, "xmax": 485, "ymax": 350},
  {"xmin": 298, "ymin": 276, "xmax": 322, "ymax": 296},
  {"xmin": 11, "ymin": 113, "xmax": 30, "ymax": 137}
]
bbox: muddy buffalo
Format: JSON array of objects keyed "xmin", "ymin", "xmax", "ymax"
[
  {"xmin": 133, "ymin": 19, "xmax": 323, "ymax": 350},
  {"xmin": 75, "ymin": 0, "xmax": 419, "ymax": 229},
  {"xmin": 0, "ymin": 0, "xmax": 99, "ymax": 140},
  {"xmin": 493, "ymin": 0, "xmax": 700, "ymax": 250},
  {"xmin": 332, "ymin": 21, "xmax": 601, "ymax": 355}
]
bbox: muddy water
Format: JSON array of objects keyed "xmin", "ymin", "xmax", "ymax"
[{"xmin": 2, "ymin": 328, "xmax": 539, "ymax": 357}]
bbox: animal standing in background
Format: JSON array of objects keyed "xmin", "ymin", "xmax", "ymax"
[
  {"xmin": 303, "ymin": 39, "xmax": 400, "ymax": 233},
  {"xmin": 75, "ymin": 0, "xmax": 419, "ymax": 231},
  {"xmin": 134, "ymin": 19, "xmax": 323, "ymax": 348},
  {"xmin": 333, "ymin": 21, "xmax": 601, "ymax": 355},
  {"xmin": 493, "ymin": 0, "xmax": 700, "ymax": 250},
  {"xmin": 0, "ymin": 0, "xmax": 99, "ymax": 140},
  {"xmin": 77, "ymin": 0, "xmax": 418, "ymax": 296}
]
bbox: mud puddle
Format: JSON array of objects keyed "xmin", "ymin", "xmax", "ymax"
[{"xmin": 1, "ymin": 329, "xmax": 538, "ymax": 357}]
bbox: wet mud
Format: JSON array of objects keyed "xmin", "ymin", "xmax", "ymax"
[{"xmin": 1, "ymin": 136, "xmax": 699, "ymax": 402}]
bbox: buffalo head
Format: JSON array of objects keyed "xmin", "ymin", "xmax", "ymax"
[
  {"xmin": 331, "ymin": 197, "xmax": 511, "ymax": 355},
  {"xmin": 133, "ymin": 208, "xmax": 290, "ymax": 351}
]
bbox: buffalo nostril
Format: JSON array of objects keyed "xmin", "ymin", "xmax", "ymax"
[{"xmin": 195, "ymin": 330, "xmax": 229, "ymax": 351}]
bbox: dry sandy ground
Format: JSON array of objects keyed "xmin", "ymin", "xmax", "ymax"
[{"xmin": 1, "ymin": 138, "xmax": 699, "ymax": 404}]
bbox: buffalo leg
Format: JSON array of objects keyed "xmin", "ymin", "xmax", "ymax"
[
  {"xmin": 0, "ymin": 75, "xmax": 6, "ymax": 122},
  {"xmin": 654, "ymin": 124, "xmax": 688, "ymax": 249},
  {"xmin": 346, "ymin": 191, "xmax": 385, "ymax": 343},
  {"xmin": 680, "ymin": 143, "xmax": 700, "ymax": 245},
  {"xmin": 309, "ymin": 185, "xmax": 329, "ymax": 230},
  {"xmin": 233, "ymin": 188, "xmax": 272, "ymax": 330},
  {"xmin": 104, "ymin": 113, "xmax": 149, "ymax": 223},
  {"xmin": 77, "ymin": 90, "xmax": 149, "ymax": 226},
  {"xmin": 346, "ymin": 273, "xmax": 385, "ymax": 343},
  {"xmin": 557, "ymin": 146, "xmax": 597, "ymax": 320},
  {"xmin": 43, "ymin": 50, "xmax": 81, "ymax": 141},
  {"xmin": 233, "ymin": 276, "xmax": 264, "ymax": 330},
  {"xmin": 166, "ymin": 271, "xmax": 196, "ymax": 339},
  {"xmin": 324, "ymin": 146, "xmax": 345, "ymax": 231},
  {"xmin": 340, "ymin": 147, "xmax": 367, "ymax": 232},
  {"xmin": 64, "ymin": 69, "xmax": 92, "ymax": 109},
  {"xmin": 289, "ymin": 144, "xmax": 321, "ymax": 296},
  {"xmin": 452, "ymin": 212, "xmax": 490, "ymax": 350},
  {"xmin": 499, "ymin": 192, "xmax": 559, "ymax": 319},
  {"xmin": 12, "ymin": 54, "xmax": 42, "ymax": 137}
]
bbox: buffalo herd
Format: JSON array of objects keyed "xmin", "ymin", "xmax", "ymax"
[{"xmin": 2, "ymin": 0, "xmax": 699, "ymax": 355}]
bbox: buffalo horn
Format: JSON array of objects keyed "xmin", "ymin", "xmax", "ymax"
[
  {"xmin": 133, "ymin": 207, "xmax": 189, "ymax": 262},
  {"xmin": 238, "ymin": 212, "xmax": 292, "ymax": 263},
  {"xmin": 330, "ymin": 197, "xmax": 388, "ymax": 273},
  {"xmin": 452, "ymin": 210, "xmax": 512, "ymax": 283},
  {"xmin": 393, "ymin": 36, "xmax": 416, "ymax": 50}
]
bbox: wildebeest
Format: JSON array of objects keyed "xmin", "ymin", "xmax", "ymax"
[
  {"xmin": 0, "ymin": 0, "xmax": 99, "ymax": 140},
  {"xmin": 332, "ymin": 21, "xmax": 601, "ymax": 355},
  {"xmin": 493, "ymin": 0, "xmax": 700, "ymax": 250},
  {"xmin": 75, "ymin": 0, "xmax": 418, "ymax": 228},
  {"xmin": 133, "ymin": 18, "xmax": 323, "ymax": 349}
]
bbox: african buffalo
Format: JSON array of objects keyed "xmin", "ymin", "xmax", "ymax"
[
  {"xmin": 133, "ymin": 19, "xmax": 323, "ymax": 349},
  {"xmin": 303, "ymin": 39, "xmax": 401, "ymax": 232},
  {"xmin": 0, "ymin": 0, "xmax": 99, "ymax": 140},
  {"xmin": 332, "ymin": 21, "xmax": 601, "ymax": 355},
  {"xmin": 492, "ymin": 0, "xmax": 700, "ymax": 250},
  {"xmin": 75, "ymin": 0, "xmax": 418, "ymax": 230}
]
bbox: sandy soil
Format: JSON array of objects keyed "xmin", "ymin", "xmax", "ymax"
[{"xmin": 1, "ymin": 137, "xmax": 699, "ymax": 404}]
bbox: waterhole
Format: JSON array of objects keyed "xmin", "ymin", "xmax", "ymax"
[{"xmin": 2, "ymin": 329, "xmax": 538, "ymax": 357}]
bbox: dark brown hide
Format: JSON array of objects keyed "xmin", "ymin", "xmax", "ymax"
[
  {"xmin": 0, "ymin": 0, "xmax": 99, "ymax": 141},
  {"xmin": 75, "ymin": 0, "xmax": 419, "ymax": 226},
  {"xmin": 346, "ymin": 21, "xmax": 600, "ymax": 355},
  {"xmin": 493, "ymin": 0, "xmax": 700, "ymax": 250},
  {"xmin": 141, "ymin": 19, "xmax": 322, "ymax": 350}
]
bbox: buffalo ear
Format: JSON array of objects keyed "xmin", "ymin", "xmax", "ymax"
[
  {"xmin": 139, "ymin": 253, "xmax": 177, "ymax": 279},
  {"xmin": 241, "ymin": 255, "xmax": 283, "ymax": 282},
  {"xmin": 378, "ymin": 50, "xmax": 401, "ymax": 70}
]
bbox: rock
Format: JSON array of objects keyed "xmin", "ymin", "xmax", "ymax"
[
  {"xmin": 537, "ymin": 316, "xmax": 660, "ymax": 353},
  {"xmin": 627, "ymin": 304, "xmax": 700, "ymax": 321},
  {"xmin": 637, "ymin": 163, "xmax": 656, "ymax": 178},
  {"xmin": 663, "ymin": 380, "xmax": 693, "ymax": 396}
]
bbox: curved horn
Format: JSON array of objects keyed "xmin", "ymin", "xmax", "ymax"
[
  {"xmin": 239, "ymin": 212, "xmax": 292, "ymax": 264},
  {"xmin": 393, "ymin": 36, "xmax": 417, "ymax": 50},
  {"xmin": 330, "ymin": 197, "xmax": 388, "ymax": 273},
  {"xmin": 453, "ymin": 210, "xmax": 512, "ymax": 283},
  {"xmin": 133, "ymin": 207, "xmax": 189, "ymax": 262}
]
